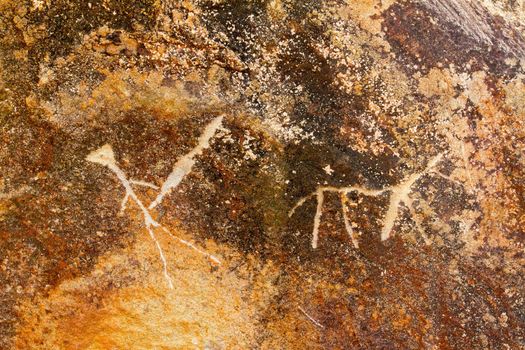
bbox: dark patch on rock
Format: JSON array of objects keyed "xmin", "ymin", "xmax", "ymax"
[
  {"xmin": 200, "ymin": 0, "xmax": 269, "ymax": 63},
  {"xmin": 383, "ymin": 1, "xmax": 521, "ymax": 77}
]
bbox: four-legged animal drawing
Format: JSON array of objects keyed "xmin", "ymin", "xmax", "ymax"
[{"xmin": 289, "ymin": 154, "xmax": 449, "ymax": 249}]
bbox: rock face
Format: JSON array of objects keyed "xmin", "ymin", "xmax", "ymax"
[{"xmin": 1, "ymin": 0, "xmax": 524, "ymax": 348}]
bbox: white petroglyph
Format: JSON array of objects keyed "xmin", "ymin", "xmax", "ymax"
[
  {"xmin": 311, "ymin": 188, "xmax": 325, "ymax": 249},
  {"xmin": 340, "ymin": 192, "xmax": 359, "ymax": 249},
  {"xmin": 86, "ymin": 117, "xmax": 224, "ymax": 288},
  {"xmin": 298, "ymin": 306, "xmax": 325, "ymax": 329},
  {"xmin": 380, "ymin": 154, "xmax": 442, "ymax": 241},
  {"xmin": 149, "ymin": 115, "xmax": 223, "ymax": 210},
  {"xmin": 86, "ymin": 144, "xmax": 175, "ymax": 289},
  {"xmin": 289, "ymin": 154, "xmax": 444, "ymax": 249}
]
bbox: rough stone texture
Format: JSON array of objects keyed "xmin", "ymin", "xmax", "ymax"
[{"xmin": 1, "ymin": 0, "xmax": 524, "ymax": 348}]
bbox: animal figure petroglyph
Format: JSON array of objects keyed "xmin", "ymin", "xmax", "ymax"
[
  {"xmin": 86, "ymin": 116, "xmax": 223, "ymax": 289},
  {"xmin": 289, "ymin": 154, "xmax": 448, "ymax": 249}
]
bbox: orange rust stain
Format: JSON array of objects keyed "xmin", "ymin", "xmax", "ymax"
[{"xmin": 14, "ymin": 225, "xmax": 279, "ymax": 349}]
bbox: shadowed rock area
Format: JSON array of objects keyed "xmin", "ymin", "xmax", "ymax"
[{"xmin": 1, "ymin": 0, "xmax": 524, "ymax": 348}]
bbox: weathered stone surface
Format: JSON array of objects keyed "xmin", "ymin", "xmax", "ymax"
[{"xmin": 1, "ymin": 0, "xmax": 524, "ymax": 348}]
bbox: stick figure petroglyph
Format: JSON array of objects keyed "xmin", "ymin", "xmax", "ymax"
[
  {"xmin": 289, "ymin": 154, "xmax": 447, "ymax": 249},
  {"xmin": 86, "ymin": 116, "xmax": 223, "ymax": 289}
]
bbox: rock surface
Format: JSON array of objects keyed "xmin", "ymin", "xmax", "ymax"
[{"xmin": 1, "ymin": 0, "xmax": 525, "ymax": 348}]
